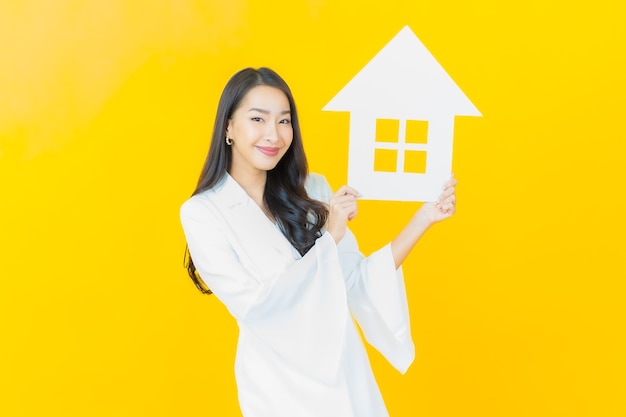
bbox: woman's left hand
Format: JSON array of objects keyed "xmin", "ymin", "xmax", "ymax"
[
  {"xmin": 390, "ymin": 175, "xmax": 458, "ymax": 268},
  {"xmin": 417, "ymin": 175, "xmax": 457, "ymax": 226}
]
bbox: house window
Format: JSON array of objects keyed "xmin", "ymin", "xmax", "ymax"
[
  {"xmin": 375, "ymin": 118, "xmax": 400, "ymax": 143},
  {"xmin": 406, "ymin": 119, "xmax": 428, "ymax": 144},
  {"xmin": 373, "ymin": 149, "xmax": 397, "ymax": 172},
  {"xmin": 374, "ymin": 118, "xmax": 429, "ymax": 174}
]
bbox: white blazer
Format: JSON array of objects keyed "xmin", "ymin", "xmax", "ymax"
[{"xmin": 180, "ymin": 173, "xmax": 414, "ymax": 417}]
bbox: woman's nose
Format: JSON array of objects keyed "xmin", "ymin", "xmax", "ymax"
[{"xmin": 264, "ymin": 123, "xmax": 279, "ymax": 142}]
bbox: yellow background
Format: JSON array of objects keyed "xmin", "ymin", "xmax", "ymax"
[{"xmin": 1, "ymin": 1, "xmax": 624, "ymax": 416}]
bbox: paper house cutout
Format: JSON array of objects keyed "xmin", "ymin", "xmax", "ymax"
[{"xmin": 323, "ymin": 26, "xmax": 481, "ymax": 202}]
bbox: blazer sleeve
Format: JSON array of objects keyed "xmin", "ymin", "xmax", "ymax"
[
  {"xmin": 340, "ymin": 233, "xmax": 415, "ymax": 374},
  {"xmin": 180, "ymin": 197, "xmax": 349, "ymax": 383},
  {"xmin": 306, "ymin": 173, "xmax": 415, "ymax": 374}
]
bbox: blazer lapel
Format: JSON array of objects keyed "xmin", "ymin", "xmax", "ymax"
[{"xmin": 210, "ymin": 175, "xmax": 296, "ymax": 281}]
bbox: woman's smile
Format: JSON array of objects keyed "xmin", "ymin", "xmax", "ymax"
[{"xmin": 256, "ymin": 146, "xmax": 281, "ymax": 157}]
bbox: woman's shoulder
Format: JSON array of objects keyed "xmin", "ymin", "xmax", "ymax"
[
  {"xmin": 180, "ymin": 192, "xmax": 210, "ymax": 221},
  {"xmin": 180, "ymin": 176, "xmax": 229, "ymax": 218},
  {"xmin": 305, "ymin": 173, "xmax": 333, "ymax": 204}
]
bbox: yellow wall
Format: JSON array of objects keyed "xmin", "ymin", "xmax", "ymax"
[{"xmin": 1, "ymin": 1, "xmax": 624, "ymax": 416}]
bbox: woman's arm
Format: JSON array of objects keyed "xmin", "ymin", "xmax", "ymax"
[
  {"xmin": 181, "ymin": 198, "xmax": 340, "ymax": 320},
  {"xmin": 327, "ymin": 175, "xmax": 457, "ymax": 269},
  {"xmin": 390, "ymin": 175, "xmax": 457, "ymax": 268},
  {"xmin": 181, "ymin": 196, "xmax": 351, "ymax": 383}
]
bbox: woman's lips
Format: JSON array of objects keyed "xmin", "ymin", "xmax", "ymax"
[{"xmin": 256, "ymin": 146, "xmax": 280, "ymax": 157}]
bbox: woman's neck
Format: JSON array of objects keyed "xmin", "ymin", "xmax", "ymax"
[{"xmin": 229, "ymin": 169, "xmax": 267, "ymax": 206}]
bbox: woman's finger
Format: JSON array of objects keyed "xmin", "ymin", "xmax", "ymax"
[
  {"xmin": 442, "ymin": 174, "xmax": 457, "ymax": 188},
  {"xmin": 444, "ymin": 178, "xmax": 457, "ymax": 188},
  {"xmin": 336, "ymin": 200, "xmax": 358, "ymax": 213},
  {"xmin": 334, "ymin": 185, "xmax": 360, "ymax": 198},
  {"xmin": 440, "ymin": 193, "xmax": 456, "ymax": 205}
]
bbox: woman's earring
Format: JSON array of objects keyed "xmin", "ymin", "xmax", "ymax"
[{"xmin": 225, "ymin": 136, "xmax": 233, "ymax": 145}]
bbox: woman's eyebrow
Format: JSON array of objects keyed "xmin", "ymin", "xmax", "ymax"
[{"xmin": 248, "ymin": 107, "xmax": 291, "ymax": 115}]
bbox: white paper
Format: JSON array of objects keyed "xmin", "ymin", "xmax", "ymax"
[{"xmin": 323, "ymin": 26, "xmax": 481, "ymax": 202}]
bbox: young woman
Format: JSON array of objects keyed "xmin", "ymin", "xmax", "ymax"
[{"xmin": 180, "ymin": 67, "xmax": 456, "ymax": 417}]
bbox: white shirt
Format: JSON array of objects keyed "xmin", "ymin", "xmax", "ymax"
[{"xmin": 180, "ymin": 173, "xmax": 414, "ymax": 417}]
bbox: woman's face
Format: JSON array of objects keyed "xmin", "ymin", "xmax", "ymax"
[{"xmin": 226, "ymin": 85, "xmax": 293, "ymax": 178}]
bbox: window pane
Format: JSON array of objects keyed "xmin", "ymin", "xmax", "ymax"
[
  {"xmin": 375, "ymin": 118, "xmax": 399, "ymax": 143},
  {"xmin": 405, "ymin": 119, "xmax": 428, "ymax": 144},
  {"xmin": 404, "ymin": 150, "xmax": 427, "ymax": 173},
  {"xmin": 374, "ymin": 149, "xmax": 398, "ymax": 172}
]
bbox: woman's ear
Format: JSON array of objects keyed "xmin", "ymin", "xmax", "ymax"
[{"xmin": 225, "ymin": 121, "xmax": 232, "ymax": 138}]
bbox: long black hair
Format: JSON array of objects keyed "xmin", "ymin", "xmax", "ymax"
[{"xmin": 185, "ymin": 67, "xmax": 329, "ymax": 294}]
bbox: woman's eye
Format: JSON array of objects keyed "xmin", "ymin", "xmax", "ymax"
[
  {"xmin": 279, "ymin": 119, "xmax": 291, "ymax": 125},
  {"xmin": 251, "ymin": 117, "xmax": 263, "ymax": 122}
]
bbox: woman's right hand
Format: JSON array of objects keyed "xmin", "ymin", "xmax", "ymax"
[{"xmin": 327, "ymin": 186, "xmax": 360, "ymax": 243}]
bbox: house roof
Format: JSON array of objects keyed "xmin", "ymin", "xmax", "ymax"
[{"xmin": 323, "ymin": 26, "xmax": 481, "ymax": 119}]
